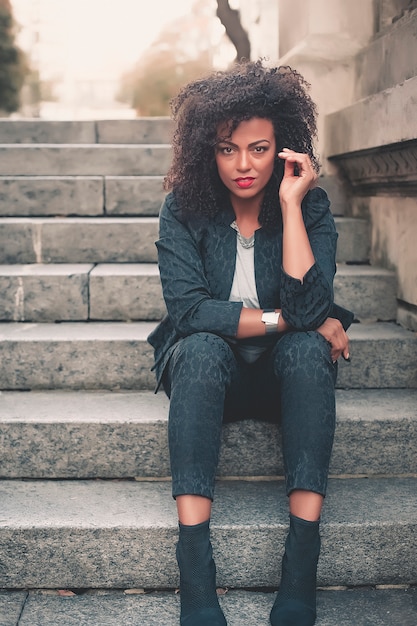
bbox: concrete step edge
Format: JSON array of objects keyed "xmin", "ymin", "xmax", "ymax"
[
  {"xmin": 0, "ymin": 320, "xmax": 413, "ymax": 341},
  {"xmin": 0, "ymin": 145, "xmax": 172, "ymax": 177},
  {"xmin": 0, "ymin": 215, "xmax": 360, "ymax": 225},
  {"xmin": 0, "ymin": 216, "xmax": 159, "ymax": 224},
  {"xmin": 0, "ymin": 477, "xmax": 415, "ymax": 588},
  {"xmin": 0, "ymin": 143, "xmax": 172, "ymax": 148},
  {"xmin": 0, "ymin": 118, "xmax": 174, "ymax": 145},
  {"xmin": 0, "ymin": 174, "xmax": 165, "ymax": 178},
  {"xmin": 4, "ymin": 587, "xmax": 417, "ymax": 626},
  {"xmin": 0, "ymin": 176, "xmax": 166, "ymax": 218},
  {"xmin": 0, "ymin": 321, "xmax": 415, "ymax": 390},
  {"xmin": 0, "ymin": 389, "xmax": 415, "ymax": 479},
  {"xmin": 0, "ymin": 261, "xmax": 397, "ymax": 280},
  {"xmin": 1, "ymin": 388, "xmax": 414, "ymax": 423},
  {"xmin": 0, "ymin": 261, "xmax": 393, "ymax": 277},
  {"xmin": 335, "ymin": 263, "xmax": 395, "ymax": 277}
]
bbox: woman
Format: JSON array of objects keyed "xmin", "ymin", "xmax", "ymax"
[{"xmin": 148, "ymin": 60, "xmax": 353, "ymax": 626}]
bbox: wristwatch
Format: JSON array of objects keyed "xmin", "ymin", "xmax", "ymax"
[{"xmin": 261, "ymin": 310, "xmax": 280, "ymax": 334}]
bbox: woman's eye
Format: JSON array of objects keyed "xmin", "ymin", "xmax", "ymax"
[
  {"xmin": 254, "ymin": 146, "xmax": 267, "ymax": 153},
  {"xmin": 215, "ymin": 146, "xmax": 234, "ymax": 155}
]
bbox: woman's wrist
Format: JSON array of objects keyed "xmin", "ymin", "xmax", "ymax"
[
  {"xmin": 280, "ymin": 201, "xmax": 304, "ymax": 225},
  {"xmin": 261, "ymin": 310, "xmax": 280, "ymax": 334},
  {"xmin": 276, "ymin": 310, "xmax": 289, "ymax": 333},
  {"xmin": 260, "ymin": 309, "xmax": 290, "ymax": 334}
]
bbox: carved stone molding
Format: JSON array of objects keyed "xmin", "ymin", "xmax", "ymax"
[{"xmin": 328, "ymin": 139, "xmax": 417, "ymax": 195}]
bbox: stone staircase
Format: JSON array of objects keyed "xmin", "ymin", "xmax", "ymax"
[{"xmin": 0, "ymin": 119, "xmax": 416, "ymax": 625}]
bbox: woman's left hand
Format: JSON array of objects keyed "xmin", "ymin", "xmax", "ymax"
[
  {"xmin": 316, "ymin": 317, "xmax": 350, "ymax": 363},
  {"xmin": 278, "ymin": 148, "xmax": 317, "ymax": 208}
]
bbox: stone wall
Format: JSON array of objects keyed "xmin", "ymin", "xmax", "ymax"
[
  {"xmin": 253, "ymin": 0, "xmax": 417, "ymax": 329},
  {"xmin": 377, "ymin": 0, "xmax": 417, "ymax": 30},
  {"xmin": 273, "ymin": 0, "xmax": 376, "ymax": 172},
  {"xmin": 325, "ymin": 7, "xmax": 417, "ymax": 329}
]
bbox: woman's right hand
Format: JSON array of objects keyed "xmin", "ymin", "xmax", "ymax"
[
  {"xmin": 278, "ymin": 148, "xmax": 317, "ymax": 209},
  {"xmin": 316, "ymin": 317, "xmax": 350, "ymax": 363}
]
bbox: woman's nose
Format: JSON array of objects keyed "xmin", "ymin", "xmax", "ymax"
[{"xmin": 237, "ymin": 150, "xmax": 250, "ymax": 171}]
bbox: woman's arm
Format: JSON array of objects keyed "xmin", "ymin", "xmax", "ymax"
[
  {"xmin": 236, "ymin": 307, "xmax": 290, "ymax": 338},
  {"xmin": 278, "ymin": 149, "xmax": 317, "ymax": 280},
  {"xmin": 157, "ymin": 196, "xmax": 243, "ymax": 338},
  {"xmin": 275, "ymin": 154, "xmax": 350, "ymax": 357},
  {"xmin": 277, "ymin": 152, "xmax": 338, "ymax": 330}
]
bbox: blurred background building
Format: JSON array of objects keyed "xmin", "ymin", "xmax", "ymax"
[{"xmin": 9, "ymin": 0, "xmax": 236, "ymax": 118}]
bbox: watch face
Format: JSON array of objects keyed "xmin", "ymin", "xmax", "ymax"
[{"xmin": 262, "ymin": 312, "xmax": 278, "ymax": 324}]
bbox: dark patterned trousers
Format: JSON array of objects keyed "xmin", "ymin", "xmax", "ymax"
[{"xmin": 162, "ymin": 331, "xmax": 338, "ymax": 501}]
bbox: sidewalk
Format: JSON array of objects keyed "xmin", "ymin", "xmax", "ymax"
[{"xmin": 2, "ymin": 587, "xmax": 416, "ymax": 625}]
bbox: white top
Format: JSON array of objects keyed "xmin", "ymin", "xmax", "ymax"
[{"xmin": 229, "ymin": 221, "xmax": 267, "ymax": 363}]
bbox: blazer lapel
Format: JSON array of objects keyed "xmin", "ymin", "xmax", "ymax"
[
  {"xmin": 203, "ymin": 218, "xmax": 237, "ymax": 300},
  {"xmin": 254, "ymin": 227, "xmax": 282, "ymax": 309}
]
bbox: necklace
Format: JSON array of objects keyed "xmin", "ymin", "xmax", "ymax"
[{"xmin": 230, "ymin": 221, "xmax": 255, "ymax": 249}]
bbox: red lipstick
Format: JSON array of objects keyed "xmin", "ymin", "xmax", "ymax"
[{"xmin": 235, "ymin": 177, "xmax": 255, "ymax": 188}]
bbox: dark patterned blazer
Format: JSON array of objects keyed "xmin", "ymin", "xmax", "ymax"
[{"xmin": 148, "ymin": 187, "xmax": 353, "ymax": 389}]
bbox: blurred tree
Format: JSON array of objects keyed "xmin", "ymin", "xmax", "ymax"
[
  {"xmin": 118, "ymin": 0, "xmax": 224, "ymax": 116},
  {"xmin": 216, "ymin": 0, "xmax": 250, "ymax": 61},
  {"xmin": 0, "ymin": 0, "xmax": 28, "ymax": 113},
  {"xmin": 118, "ymin": 54, "xmax": 212, "ymax": 116}
]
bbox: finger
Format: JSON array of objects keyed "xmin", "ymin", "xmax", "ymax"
[
  {"xmin": 331, "ymin": 349, "xmax": 341, "ymax": 363},
  {"xmin": 342, "ymin": 345, "xmax": 351, "ymax": 362},
  {"xmin": 282, "ymin": 156, "xmax": 296, "ymax": 178},
  {"xmin": 278, "ymin": 151, "xmax": 311, "ymax": 166},
  {"xmin": 278, "ymin": 149, "xmax": 310, "ymax": 160},
  {"xmin": 280, "ymin": 154, "xmax": 316, "ymax": 185}
]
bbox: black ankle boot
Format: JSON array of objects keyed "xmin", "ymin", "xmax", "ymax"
[
  {"xmin": 270, "ymin": 514, "xmax": 320, "ymax": 626},
  {"xmin": 176, "ymin": 520, "xmax": 227, "ymax": 626}
]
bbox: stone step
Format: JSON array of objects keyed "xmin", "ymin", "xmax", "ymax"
[
  {"xmin": 97, "ymin": 118, "xmax": 173, "ymax": 144},
  {"xmin": 0, "ymin": 263, "xmax": 395, "ymax": 323},
  {"xmin": 0, "ymin": 389, "xmax": 415, "ymax": 479},
  {"xmin": 89, "ymin": 264, "xmax": 163, "ymax": 321},
  {"xmin": 0, "ymin": 121, "xmax": 97, "ymax": 144},
  {"xmin": 0, "ymin": 118, "xmax": 173, "ymax": 145},
  {"xmin": 0, "ymin": 144, "xmax": 172, "ymax": 176},
  {"xmin": 3, "ymin": 587, "xmax": 417, "ymax": 626},
  {"xmin": 0, "ymin": 477, "xmax": 415, "ymax": 588},
  {"xmin": 0, "ymin": 321, "xmax": 155, "ymax": 390},
  {"xmin": 0, "ymin": 322, "xmax": 415, "ymax": 390},
  {"xmin": 105, "ymin": 176, "xmax": 165, "ymax": 216},
  {"xmin": 0, "ymin": 264, "xmax": 163, "ymax": 322},
  {"xmin": 0, "ymin": 176, "xmax": 165, "ymax": 217},
  {"xmin": 334, "ymin": 264, "xmax": 397, "ymax": 321},
  {"xmin": 0, "ymin": 218, "xmax": 158, "ymax": 264},
  {"xmin": 0, "ymin": 217, "xmax": 367, "ymax": 264},
  {"xmin": 0, "ymin": 264, "xmax": 92, "ymax": 322}
]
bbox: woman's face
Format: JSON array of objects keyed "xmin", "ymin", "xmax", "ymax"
[{"xmin": 215, "ymin": 117, "xmax": 276, "ymax": 204}]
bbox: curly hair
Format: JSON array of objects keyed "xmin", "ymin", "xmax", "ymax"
[{"xmin": 164, "ymin": 60, "xmax": 319, "ymax": 229}]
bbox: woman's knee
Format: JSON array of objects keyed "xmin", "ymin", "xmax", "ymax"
[
  {"xmin": 169, "ymin": 332, "xmax": 237, "ymax": 387},
  {"xmin": 273, "ymin": 331, "xmax": 335, "ymax": 383}
]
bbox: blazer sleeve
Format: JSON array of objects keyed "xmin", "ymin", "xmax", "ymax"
[
  {"xmin": 279, "ymin": 187, "xmax": 338, "ymax": 330},
  {"xmin": 156, "ymin": 195, "xmax": 243, "ymax": 338}
]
